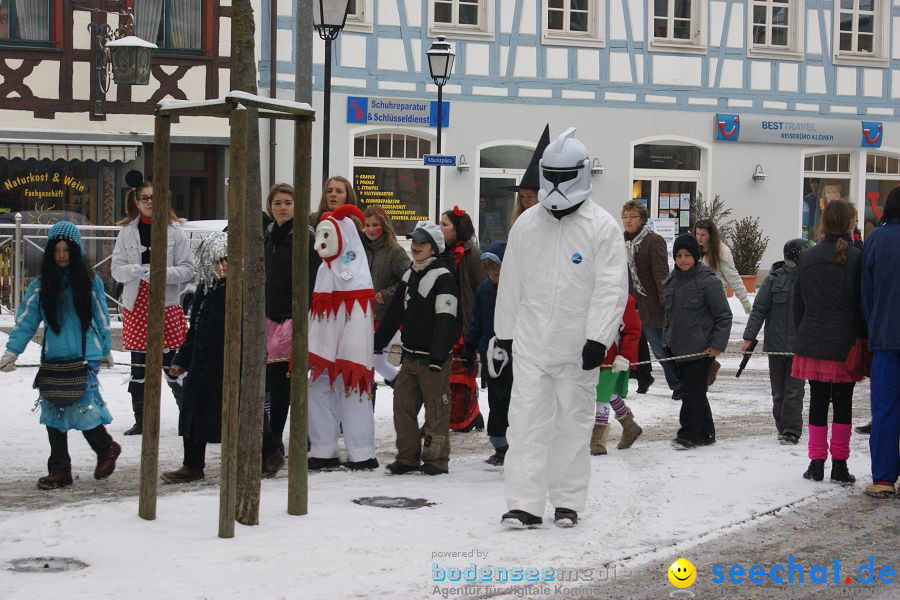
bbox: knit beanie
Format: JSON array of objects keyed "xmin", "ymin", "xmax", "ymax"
[
  {"xmin": 672, "ymin": 233, "xmax": 700, "ymax": 263},
  {"xmin": 47, "ymin": 221, "xmax": 83, "ymax": 251},
  {"xmin": 481, "ymin": 240, "xmax": 507, "ymax": 265}
]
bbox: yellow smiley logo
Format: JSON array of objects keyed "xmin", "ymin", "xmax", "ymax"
[{"xmin": 668, "ymin": 558, "xmax": 697, "ymax": 588}]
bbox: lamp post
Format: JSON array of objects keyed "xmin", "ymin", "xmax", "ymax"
[
  {"xmin": 313, "ymin": 0, "xmax": 351, "ymax": 186},
  {"xmin": 426, "ymin": 36, "xmax": 455, "ymax": 222}
]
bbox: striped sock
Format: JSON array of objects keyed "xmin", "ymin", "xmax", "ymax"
[
  {"xmin": 595, "ymin": 403, "xmax": 610, "ymax": 424},
  {"xmin": 610, "ymin": 395, "xmax": 628, "ymax": 417}
]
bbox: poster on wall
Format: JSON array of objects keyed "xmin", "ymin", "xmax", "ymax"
[
  {"xmin": 648, "ymin": 217, "xmax": 677, "ymax": 270},
  {"xmin": 353, "ymin": 167, "xmax": 430, "ymax": 236}
]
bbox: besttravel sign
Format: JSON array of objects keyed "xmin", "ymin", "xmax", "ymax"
[
  {"xmin": 347, "ymin": 96, "xmax": 450, "ymax": 127},
  {"xmin": 715, "ymin": 114, "xmax": 883, "ymax": 148}
]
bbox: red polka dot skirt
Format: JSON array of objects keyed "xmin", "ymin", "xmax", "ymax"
[{"xmin": 122, "ymin": 280, "xmax": 188, "ymax": 351}]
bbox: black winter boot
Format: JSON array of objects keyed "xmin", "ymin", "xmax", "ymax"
[
  {"xmin": 830, "ymin": 460, "xmax": 856, "ymax": 484},
  {"xmin": 803, "ymin": 459, "xmax": 825, "ymax": 481},
  {"xmin": 501, "ymin": 509, "xmax": 542, "ymax": 529},
  {"xmin": 485, "ymin": 445, "xmax": 508, "ymax": 466}
]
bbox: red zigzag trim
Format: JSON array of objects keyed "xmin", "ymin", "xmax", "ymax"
[
  {"xmin": 309, "ymin": 353, "xmax": 374, "ymax": 397},
  {"xmin": 311, "ymin": 290, "xmax": 375, "ymax": 319}
]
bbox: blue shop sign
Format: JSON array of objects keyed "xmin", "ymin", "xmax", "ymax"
[
  {"xmin": 347, "ymin": 96, "xmax": 450, "ymax": 127},
  {"xmin": 714, "ymin": 114, "xmax": 882, "ymax": 148}
]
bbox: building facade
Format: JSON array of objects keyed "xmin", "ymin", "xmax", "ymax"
[
  {"xmin": 263, "ymin": 0, "xmax": 900, "ymax": 267},
  {"xmin": 0, "ymin": 0, "xmax": 236, "ymax": 229}
]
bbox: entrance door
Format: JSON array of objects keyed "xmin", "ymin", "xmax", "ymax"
[
  {"xmin": 478, "ymin": 177, "xmax": 517, "ymax": 244},
  {"xmin": 631, "ymin": 178, "xmax": 697, "ymax": 234}
]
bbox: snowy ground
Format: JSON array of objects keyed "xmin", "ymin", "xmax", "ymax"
[{"xmin": 0, "ymin": 297, "xmax": 880, "ymax": 599}]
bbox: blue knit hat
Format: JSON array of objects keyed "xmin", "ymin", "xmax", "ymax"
[{"xmin": 47, "ymin": 221, "xmax": 83, "ymax": 251}]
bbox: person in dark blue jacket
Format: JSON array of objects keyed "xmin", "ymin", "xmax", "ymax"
[
  {"xmin": 861, "ymin": 186, "xmax": 900, "ymax": 498},
  {"xmin": 464, "ymin": 241, "xmax": 511, "ymax": 465},
  {"xmin": 1, "ymin": 222, "xmax": 120, "ymax": 490}
]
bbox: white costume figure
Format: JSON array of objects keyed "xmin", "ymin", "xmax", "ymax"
[
  {"xmin": 495, "ymin": 128, "xmax": 628, "ymax": 527},
  {"xmin": 308, "ymin": 204, "xmax": 377, "ymax": 468}
]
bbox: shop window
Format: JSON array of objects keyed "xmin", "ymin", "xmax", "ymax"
[
  {"xmin": 803, "ymin": 153, "xmax": 851, "ymax": 173},
  {"xmin": 803, "ymin": 152, "xmax": 852, "ymax": 240},
  {"xmin": 0, "ymin": 0, "xmax": 51, "ymax": 44},
  {"xmin": 833, "ymin": 0, "xmax": 889, "ymax": 66},
  {"xmin": 749, "ymin": 0, "xmax": 802, "ymax": 58},
  {"xmin": 134, "ymin": 0, "xmax": 203, "ymax": 51},
  {"xmin": 344, "ymin": 0, "xmax": 372, "ymax": 32},
  {"xmin": 353, "ymin": 132, "xmax": 432, "ymax": 235},
  {"xmin": 429, "ymin": 0, "xmax": 494, "ymax": 40},
  {"xmin": 478, "ymin": 144, "xmax": 533, "ymax": 244},
  {"xmin": 650, "ymin": 0, "xmax": 706, "ymax": 52},
  {"xmin": 543, "ymin": 0, "xmax": 605, "ymax": 48},
  {"xmin": 863, "ymin": 152, "xmax": 900, "ymax": 236},
  {"xmin": 633, "ymin": 144, "xmax": 701, "ymax": 170}
]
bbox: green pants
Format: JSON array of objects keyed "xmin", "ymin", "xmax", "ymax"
[{"xmin": 596, "ymin": 369, "xmax": 629, "ymax": 404}]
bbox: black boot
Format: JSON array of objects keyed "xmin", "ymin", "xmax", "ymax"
[
  {"xmin": 124, "ymin": 419, "xmax": 142, "ymax": 436},
  {"xmin": 501, "ymin": 509, "xmax": 542, "ymax": 529},
  {"xmin": 636, "ymin": 376, "xmax": 654, "ymax": 394},
  {"xmin": 485, "ymin": 445, "xmax": 508, "ymax": 466},
  {"xmin": 803, "ymin": 459, "xmax": 825, "ymax": 481},
  {"xmin": 830, "ymin": 459, "xmax": 856, "ymax": 484},
  {"xmin": 854, "ymin": 422, "xmax": 871, "ymax": 435}
]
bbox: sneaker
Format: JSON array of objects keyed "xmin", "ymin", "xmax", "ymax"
[
  {"xmin": 671, "ymin": 390, "xmax": 683, "ymax": 401},
  {"xmin": 707, "ymin": 359, "xmax": 721, "ymax": 387},
  {"xmin": 344, "ymin": 458, "xmax": 379, "ymax": 471},
  {"xmin": 554, "ymin": 507, "xmax": 578, "ymax": 528},
  {"xmin": 780, "ymin": 433, "xmax": 800, "ymax": 445},
  {"xmin": 37, "ymin": 472, "xmax": 73, "ymax": 490},
  {"xmin": 419, "ymin": 463, "xmax": 448, "ymax": 476},
  {"xmin": 94, "ymin": 441, "xmax": 121, "ymax": 480},
  {"xmin": 671, "ymin": 437, "xmax": 696, "ymax": 450},
  {"xmin": 161, "ymin": 465, "xmax": 205, "ymax": 484},
  {"xmin": 308, "ymin": 457, "xmax": 341, "ymax": 471},
  {"xmin": 636, "ymin": 376, "xmax": 654, "ymax": 394},
  {"xmin": 501, "ymin": 509, "xmax": 542, "ymax": 529},
  {"xmin": 124, "ymin": 422, "xmax": 142, "ymax": 436},
  {"xmin": 385, "ymin": 461, "xmax": 419, "ymax": 475},
  {"xmin": 261, "ymin": 452, "xmax": 286, "ymax": 479},
  {"xmin": 865, "ymin": 481, "xmax": 896, "ymax": 498},
  {"xmin": 855, "ymin": 422, "xmax": 872, "ymax": 435},
  {"xmin": 803, "ymin": 459, "xmax": 825, "ymax": 482}
]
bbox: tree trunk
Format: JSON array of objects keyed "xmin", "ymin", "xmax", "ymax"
[{"xmin": 231, "ymin": 0, "xmax": 265, "ymax": 526}]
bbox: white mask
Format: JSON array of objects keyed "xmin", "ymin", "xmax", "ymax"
[{"xmin": 538, "ymin": 127, "xmax": 591, "ymax": 211}]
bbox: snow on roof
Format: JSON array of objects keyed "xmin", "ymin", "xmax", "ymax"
[
  {"xmin": 227, "ymin": 90, "xmax": 313, "ymax": 113},
  {"xmin": 157, "ymin": 92, "xmax": 314, "ymax": 116},
  {"xmin": 105, "ymin": 36, "xmax": 158, "ymax": 49}
]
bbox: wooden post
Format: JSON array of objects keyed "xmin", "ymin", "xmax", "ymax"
[
  {"xmin": 287, "ymin": 118, "xmax": 312, "ymax": 515},
  {"xmin": 219, "ymin": 105, "xmax": 248, "ymax": 538},
  {"xmin": 138, "ymin": 114, "xmax": 171, "ymax": 521}
]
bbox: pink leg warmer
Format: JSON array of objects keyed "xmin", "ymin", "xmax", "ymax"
[
  {"xmin": 829, "ymin": 423, "xmax": 852, "ymax": 460},
  {"xmin": 807, "ymin": 424, "xmax": 828, "ymax": 461}
]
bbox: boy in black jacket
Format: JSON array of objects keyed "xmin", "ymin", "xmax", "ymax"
[{"xmin": 374, "ymin": 221, "xmax": 460, "ymax": 475}]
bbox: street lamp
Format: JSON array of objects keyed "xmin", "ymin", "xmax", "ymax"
[
  {"xmin": 313, "ymin": 0, "xmax": 351, "ymax": 186},
  {"xmin": 426, "ymin": 36, "xmax": 455, "ymax": 222}
]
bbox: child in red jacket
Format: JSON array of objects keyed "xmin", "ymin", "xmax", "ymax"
[{"xmin": 591, "ymin": 295, "xmax": 643, "ymax": 455}]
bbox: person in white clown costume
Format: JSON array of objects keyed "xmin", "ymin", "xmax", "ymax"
[
  {"xmin": 495, "ymin": 128, "xmax": 628, "ymax": 528},
  {"xmin": 308, "ymin": 204, "xmax": 378, "ymax": 471}
]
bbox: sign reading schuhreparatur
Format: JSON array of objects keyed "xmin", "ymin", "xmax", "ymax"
[
  {"xmin": 715, "ymin": 114, "xmax": 883, "ymax": 148},
  {"xmin": 347, "ymin": 96, "xmax": 450, "ymax": 127}
]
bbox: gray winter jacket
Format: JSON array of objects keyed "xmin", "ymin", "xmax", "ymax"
[
  {"xmin": 662, "ymin": 263, "xmax": 732, "ymax": 360},
  {"xmin": 742, "ymin": 261, "xmax": 797, "ymax": 353}
]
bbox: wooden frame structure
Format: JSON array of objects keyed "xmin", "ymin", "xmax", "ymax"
[{"xmin": 139, "ymin": 91, "xmax": 314, "ymax": 538}]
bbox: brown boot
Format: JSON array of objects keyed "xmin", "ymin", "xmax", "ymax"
[
  {"xmin": 590, "ymin": 423, "xmax": 609, "ymax": 455},
  {"xmin": 707, "ymin": 359, "xmax": 721, "ymax": 387},
  {"xmin": 37, "ymin": 472, "xmax": 73, "ymax": 490},
  {"xmin": 94, "ymin": 441, "xmax": 121, "ymax": 480},
  {"xmin": 261, "ymin": 452, "xmax": 286, "ymax": 479},
  {"xmin": 161, "ymin": 465, "xmax": 205, "ymax": 484},
  {"xmin": 616, "ymin": 409, "xmax": 643, "ymax": 449}
]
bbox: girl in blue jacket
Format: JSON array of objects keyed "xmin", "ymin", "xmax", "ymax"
[{"xmin": 0, "ymin": 222, "xmax": 120, "ymax": 490}]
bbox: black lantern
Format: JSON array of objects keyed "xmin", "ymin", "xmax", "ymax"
[
  {"xmin": 313, "ymin": 0, "xmax": 352, "ymax": 186},
  {"xmin": 106, "ymin": 36, "xmax": 157, "ymax": 86},
  {"xmin": 426, "ymin": 36, "xmax": 455, "ymax": 221}
]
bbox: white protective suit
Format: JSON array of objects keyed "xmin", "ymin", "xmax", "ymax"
[{"xmin": 495, "ymin": 196, "xmax": 628, "ymax": 516}]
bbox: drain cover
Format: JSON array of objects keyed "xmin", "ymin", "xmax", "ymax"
[
  {"xmin": 353, "ymin": 496, "xmax": 435, "ymax": 509},
  {"xmin": 8, "ymin": 557, "xmax": 89, "ymax": 573}
]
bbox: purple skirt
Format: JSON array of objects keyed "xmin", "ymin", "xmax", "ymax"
[{"xmin": 791, "ymin": 355, "xmax": 862, "ymax": 383}]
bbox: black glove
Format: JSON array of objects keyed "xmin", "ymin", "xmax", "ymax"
[{"xmin": 581, "ymin": 340, "xmax": 607, "ymax": 371}]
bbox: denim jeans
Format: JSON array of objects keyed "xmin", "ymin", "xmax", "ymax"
[{"xmin": 643, "ymin": 327, "xmax": 681, "ymax": 391}]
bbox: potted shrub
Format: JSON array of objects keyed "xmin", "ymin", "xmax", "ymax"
[{"xmin": 729, "ymin": 216, "xmax": 769, "ymax": 293}]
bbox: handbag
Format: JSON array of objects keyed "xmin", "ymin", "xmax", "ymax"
[
  {"xmin": 843, "ymin": 338, "xmax": 873, "ymax": 379},
  {"xmin": 33, "ymin": 332, "xmax": 89, "ymax": 406}
]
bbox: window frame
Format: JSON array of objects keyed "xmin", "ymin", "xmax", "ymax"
[
  {"xmin": 0, "ymin": 0, "xmax": 55, "ymax": 48},
  {"xmin": 648, "ymin": 0, "xmax": 707, "ymax": 54},
  {"xmin": 428, "ymin": 0, "xmax": 494, "ymax": 41},
  {"xmin": 343, "ymin": 0, "xmax": 372, "ymax": 33},
  {"xmin": 542, "ymin": 0, "xmax": 605, "ymax": 48},
  {"xmin": 747, "ymin": 0, "xmax": 803, "ymax": 60},
  {"xmin": 133, "ymin": 0, "xmax": 206, "ymax": 56},
  {"xmin": 832, "ymin": 0, "xmax": 890, "ymax": 67}
]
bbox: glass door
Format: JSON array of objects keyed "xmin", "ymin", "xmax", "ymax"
[
  {"xmin": 478, "ymin": 177, "xmax": 517, "ymax": 244},
  {"xmin": 658, "ymin": 180, "xmax": 696, "ymax": 234}
]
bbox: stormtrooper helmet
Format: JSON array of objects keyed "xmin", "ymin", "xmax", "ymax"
[{"xmin": 538, "ymin": 127, "xmax": 591, "ymax": 211}]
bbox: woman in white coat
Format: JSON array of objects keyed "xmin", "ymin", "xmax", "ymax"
[
  {"xmin": 111, "ymin": 182, "xmax": 195, "ymax": 435},
  {"xmin": 694, "ymin": 220, "xmax": 752, "ymax": 314}
]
